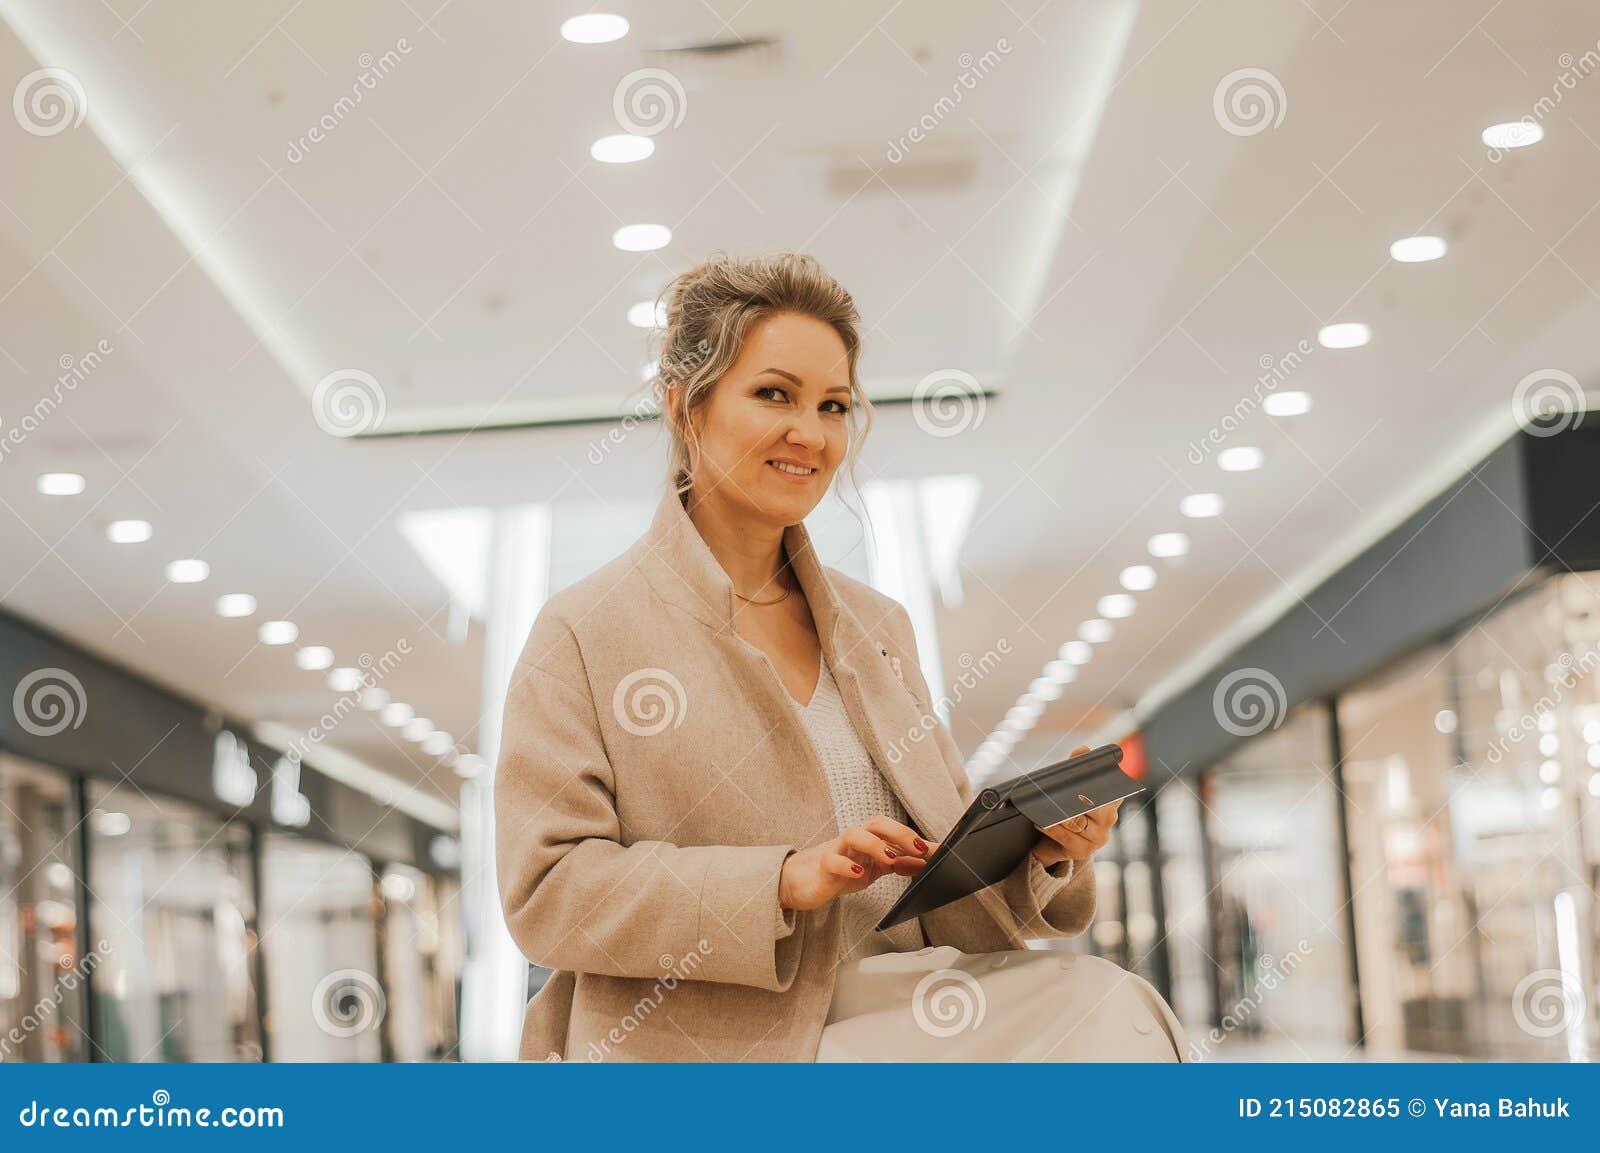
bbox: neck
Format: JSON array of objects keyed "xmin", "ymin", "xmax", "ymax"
[{"xmin": 683, "ymin": 486, "xmax": 790, "ymax": 600}]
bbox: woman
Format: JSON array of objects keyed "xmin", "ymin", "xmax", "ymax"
[{"xmin": 494, "ymin": 251, "xmax": 1185, "ymax": 1062}]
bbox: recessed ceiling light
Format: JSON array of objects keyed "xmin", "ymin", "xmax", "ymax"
[
  {"xmin": 1390, "ymin": 235, "xmax": 1447, "ymax": 263},
  {"xmin": 216, "ymin": 593, "xmax": 257, "ymax": 618},
  {"xmin": 258, "ymin": 620, "xmax": 298, "ymax": 646},
  {"xmin": 1044, "ymin": 660, "xmax": 1076, "ymax": 684},
  {"xmin": 106, "ymin": 519, "xmax": 153, "ymax": 544},
  {"xmin": 328, "ymin": 667, "xmax": 363, "ymax": 693},
  {"xmin": 1098, "ymin": 593, "xmax": 1136, "ymax": 619},
  {"xmin": 628, "ymin": 300, "xmax": 667, "ymax": 328},
  {"xmin": 1317, "ymin": 322, "xmax": 1370, "ymax": 349},
  {"xmin": 296, "ymin": 646, "xmax": 334, "ymax": 671},
  {"xmin": 1119, "ymin": 565, "xmax": 1156, "ymax": 592},
  {"xmin": 612, "ymin": 223, "xmax": 671, "ymax": 252},
  {"xmin": 1181, "ymin": 493, "xmax": 1224, "ymax": 519},
  {"xmin": 380, "ymin": 702, "xmax": 414, "ymax": 728},
  {"xmin": 1482, "ymin": 121, "xmax": 1542, "ymax": 150},
  {"xmin": 454, "ymin": 753, "xmax": 486, "ymax": 779},
  {"xmin": 402, "ymin": 717, "xmax": 434, "ymax": 742},
  {"xmin": 560, "ymin": 13, "xmax": 628, "ymax": 43},
  {"xmin": 36, "ymin": 472, "xmax": 86, "ymax": 496},
  {"xmin": 591, "ymin": 133, "xmax": 653, "ymax": 164},
  {"xmin": 1058, "ymin": 640, "xmax": 1093, "ymax": 665},
  {"xmin": 1148, "ymin": 532, "xmax": 1190, "ymax": 558},
  {"xmin": 1263, "ymin": 391, "xmax": 1312, "ymax": 417},
  {"xmin": 94, "ymin": 811, "xmax": 131, "ymax": 837},
  {"xmin": 422, "ymin": 730, "xmax": 454, "ymax": 756},
  {"xmin": 1029, "ymin": 678, "xmax": 1063, "ymax": 701},
  {"xmin": 1079, "ymin": 618, "xmax": 1114, "ymax": 643},
  {"xmin": 166, "ymin": 558, "xmax": 210, "ymax": 584},
  {"xmin": 1218, "ymin": 446, "xmax": 1263, "ymax": 472},
  {"xmin": 360, "ymin": 687, "xmax": 390, "ymax": 711}
]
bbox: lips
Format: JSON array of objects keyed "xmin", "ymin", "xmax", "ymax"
[{"xmin": 767, "ymin": 459, "xmax": 817, "ymax": 479}]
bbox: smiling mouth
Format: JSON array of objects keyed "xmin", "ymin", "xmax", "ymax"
[{"xmin": 767, "ymin": 460, "xmax": 817, "ymax": 477}]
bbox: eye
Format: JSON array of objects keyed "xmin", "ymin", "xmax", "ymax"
[
  {"xmin": 822, "ymin": 399, "xmax": 850, "ymax": 415},
  {"xmin": 754, "ymin": 385, "xmax": 789, "ymax": 403}
]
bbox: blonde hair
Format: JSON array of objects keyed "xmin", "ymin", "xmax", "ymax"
[{"xmin": 647, "ymin": 250, "xmax": 874, "ymax": 503}]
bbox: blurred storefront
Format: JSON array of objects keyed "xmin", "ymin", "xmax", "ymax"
[
  {"xmin": 1, "ymin": 609, "xmax": 460, "ymax": 1063},
  {"xmin": 1127, "ymin": 425, "xmax": 1600, "ymax": 1061}
]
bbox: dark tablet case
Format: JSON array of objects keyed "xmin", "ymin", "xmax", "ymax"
[{"xmin": 875, "ymin": 743, "xmax": 1145, "ymax": 930}]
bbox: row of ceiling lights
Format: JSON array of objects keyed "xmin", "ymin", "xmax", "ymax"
[
  {"xmin": 27, "ymin": 476, "xmax": 486, "ymax": 781},
  {"xmin": 968, "ymin": 117, "xmax": 1548, "ymax": 776},
  {"xmin": 560, "ymin": 14, "xmax": 676, "ymax": 344}
]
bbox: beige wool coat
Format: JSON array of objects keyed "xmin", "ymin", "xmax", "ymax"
[{"xmin": 494, "ymin": 487, "xmax": 1098, "ymax": 1061}]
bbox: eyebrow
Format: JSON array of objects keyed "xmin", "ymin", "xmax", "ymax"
[{"xmin": 757, "ymin": 367, "xmax": 851, "ymax": 395}]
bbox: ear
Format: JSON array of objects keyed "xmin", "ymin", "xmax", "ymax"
[{"xmin": 661, "ymin": 379, "xmax": 681, "ymax": 425}]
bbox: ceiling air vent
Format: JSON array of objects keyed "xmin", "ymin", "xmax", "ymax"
[{"xmin": 643, "ymin": 35, "xmax": 785, "ymax": 84}]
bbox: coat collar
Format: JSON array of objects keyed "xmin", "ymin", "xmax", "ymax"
[{"xmin": 638, "ymin": 486, "xmax": 843, "ymax": 652}]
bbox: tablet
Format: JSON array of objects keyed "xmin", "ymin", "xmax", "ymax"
[{"xmin": 875, "ymin": 743, "xmax": 1145, "ymax": 931}]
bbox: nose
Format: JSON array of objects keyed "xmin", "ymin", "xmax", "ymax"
[{"xmin": 785, "ymin": 409, "xmax": 827, "ymax": 453}]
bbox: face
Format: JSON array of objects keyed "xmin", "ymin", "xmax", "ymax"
[{"xmin": 676, "ymin": 311, "xmax": 854, "ymax": 527}]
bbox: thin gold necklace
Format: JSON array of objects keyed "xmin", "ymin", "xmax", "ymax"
[{"xmin": 733, "ymin": 564, "xmax": 793, "ymax": 607}]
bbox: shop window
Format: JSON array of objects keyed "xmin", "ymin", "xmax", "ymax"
[
  {"xmin": 0, "ymin": 756, "xmax": 85, "ymax": 1062},
  {"xmin": 85, "ymin": 783, "xmax": 261, "ymax": 1061}
]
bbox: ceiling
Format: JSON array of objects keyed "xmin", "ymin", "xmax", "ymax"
[{"xmin": 1, "ymin": 0, "xmax": 1597, "ymax": 813}]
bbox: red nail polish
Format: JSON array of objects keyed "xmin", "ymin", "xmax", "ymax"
[
  {"xmin": 884, "ymin": 847, "xmax": 898, "ymax": 858},
  {"xmin": 913, "ymin": 838, "xmax": 928, "ymax": 853},
  {"xmin": 851, "ymin": 864, "xmax": 864, "ymax": 875}
]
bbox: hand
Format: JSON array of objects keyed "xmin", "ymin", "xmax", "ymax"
[
  {"xmin": 778, "ymin": 816, "xmax": 938, "ymax": 912},
  {"xmin": 1029, "ymin": 744, "xmax": 1122, "ymax": 867}
]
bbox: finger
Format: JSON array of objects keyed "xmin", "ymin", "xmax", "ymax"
[
  {"xmin": 1048, "ymin": 827, "xmax": 1100, "ymax": 858},
  {"xmin": 1086, "ymin": 802, "xmax": 1121, "ymax": 829},
  {"xmin": 839, "ymin": 826, "xmax": 898, "ymax": 870},
  {"xmin": 1070, "ymin": 744, "xmax": 1091, "ymax": 757},
  {"xmin": 862, "ymin": 816, "xmax": 931, "ymax": 857},
  {"xmin": 823, "ymin": 853, "xmax": 868, "ymax": 885},
  {"xmin": 888, "ymin": 854, "xmax": 930, "ymax": 876}
]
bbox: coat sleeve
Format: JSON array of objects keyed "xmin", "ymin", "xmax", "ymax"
[
  {"xmin": 494, "ymin": 609, "xmax": 806, "ymax": 991},
  {"xmin": 882, "ymin": 601, "xmax": 1096, "ymax": 939}
]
